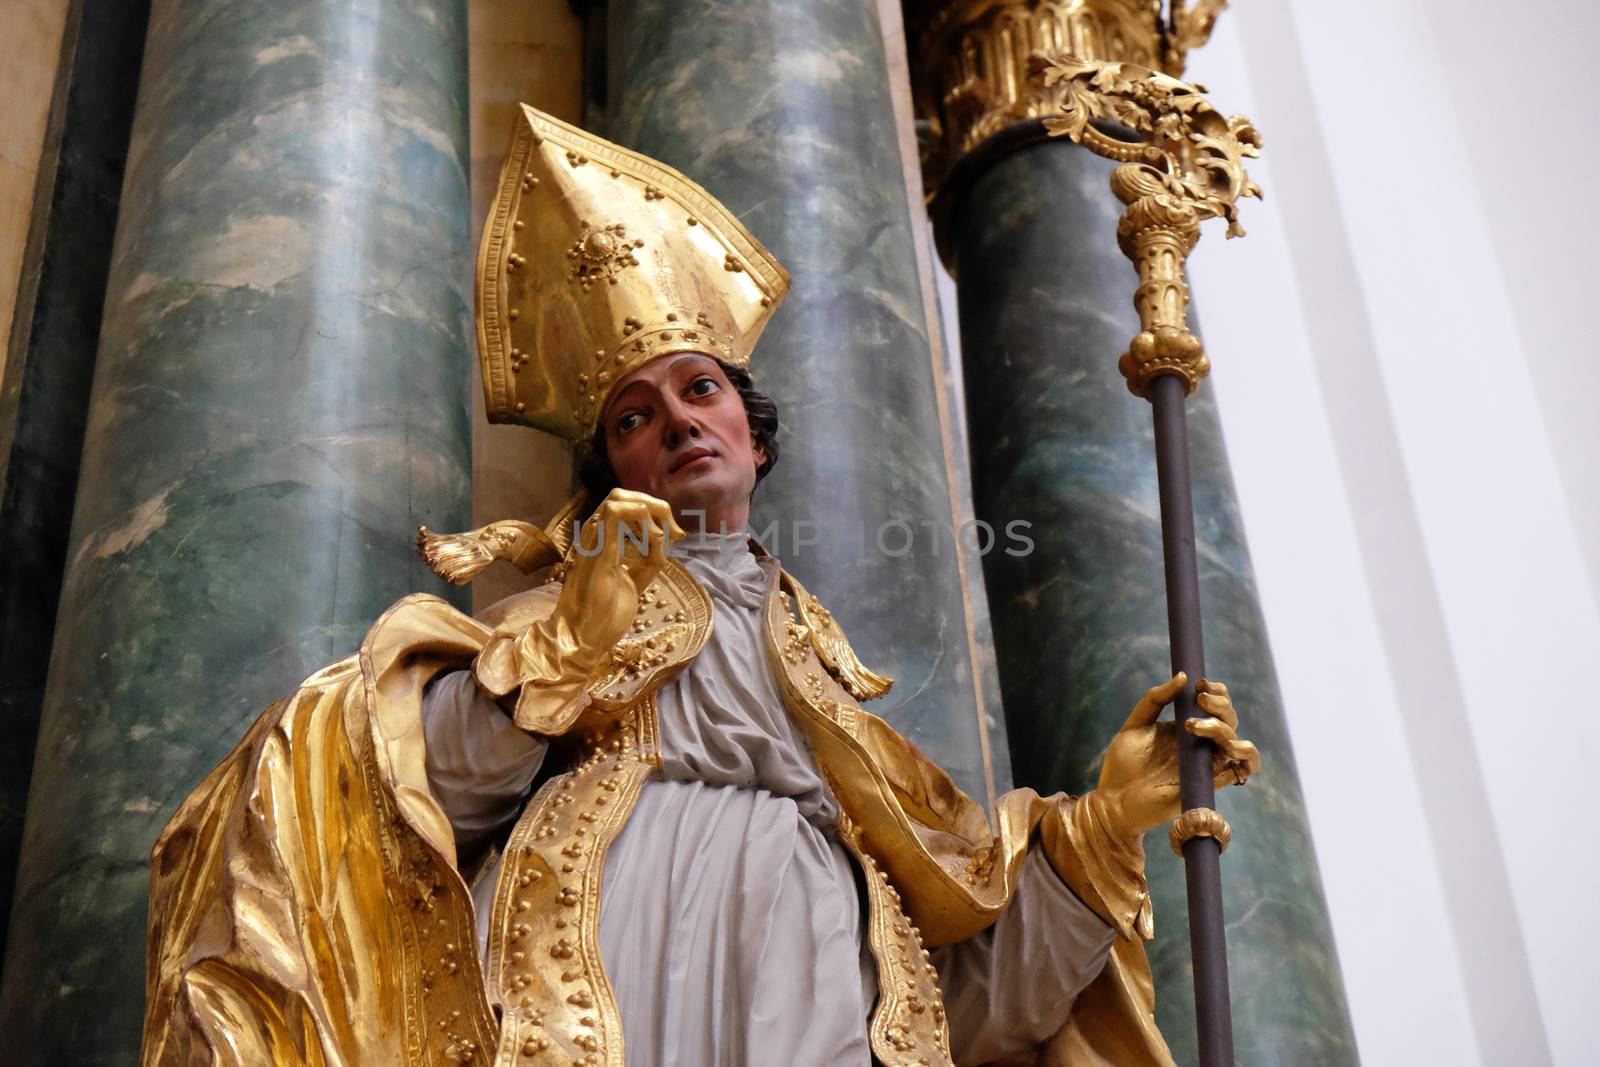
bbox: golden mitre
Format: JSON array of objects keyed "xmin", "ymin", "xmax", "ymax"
[{"xmin": 478, "ymin": 105, "xmax": 791, "ymax": 444}]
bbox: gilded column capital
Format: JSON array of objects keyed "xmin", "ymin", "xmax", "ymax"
[{"xmin": 903, "ymin": 0, "xmax": 1225, "ymax": 199}]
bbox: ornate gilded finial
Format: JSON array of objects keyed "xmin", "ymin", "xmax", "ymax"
[{"xmin": 1031, "ymin": 49, "xmax": 1261, "ymax": 398}]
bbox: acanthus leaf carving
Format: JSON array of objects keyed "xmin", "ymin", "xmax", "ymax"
[{"xmin": 1031, "ymin": 47, "xmax": 1262, "ymax": 397}]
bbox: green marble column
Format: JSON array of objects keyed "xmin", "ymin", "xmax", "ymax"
[
  {"xmin": 604, "ymin": 0, "xmax": 1007, "ymax": 803},
  {"xmin": 0, "ymin": 0, "xmax": 152, "ymax": 968},
  {"xmin": 0, "ymin": 1, "xmax": 473, "ymax": 1060},
  {"xmin": 950, "ymin": 139, "xmax": 1359, "ymax": 1062}
]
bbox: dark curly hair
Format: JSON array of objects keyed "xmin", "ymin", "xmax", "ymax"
[{"xmin": 576, "ymin": 358, "xmax": 779, "ymax": 517}]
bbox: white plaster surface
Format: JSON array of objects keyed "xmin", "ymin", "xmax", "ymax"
[{"xmin": 1183, "ymin": 4, "xmax": 1600, "ymax": 1063}]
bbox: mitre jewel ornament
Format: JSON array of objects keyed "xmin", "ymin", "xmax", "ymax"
[
  {"xmin": 477, "ymin": 105, "xmax": 791, "ymax": 444},
  {"xmin": 566, "ymin": 222, "xmax": 644, "ymax": 290}
]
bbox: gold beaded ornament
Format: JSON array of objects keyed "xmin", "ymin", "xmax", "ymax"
[{"xmin": 477, "ymin": 105, "xmax": 791, "ymax": 444}]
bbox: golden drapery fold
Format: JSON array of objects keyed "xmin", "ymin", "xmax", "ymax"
[
  {"xmin": 142, "ymin": 571, "xmax": 1173, "ymax": 1067},
  {"xmin": 142, "ymin": 597, "xmax": 500, "ymax": 1067}
]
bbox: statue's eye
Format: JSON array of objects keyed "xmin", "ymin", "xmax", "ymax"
[
  {"xmin": 616, "ymin": 411, "xmax": 644, "ymax": 434},
  {"xmin": 687, "ymin": 375, "xmax": 720, "ymax": 397}
]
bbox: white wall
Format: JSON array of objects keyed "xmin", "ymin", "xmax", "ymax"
[{"xmin": 1182, "ymin": 4, "xmax": 1600, "ymax": 1063}]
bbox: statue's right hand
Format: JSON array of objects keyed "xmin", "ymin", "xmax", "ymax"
[{"xmin": 555, "ymin": 489, "xmax": 686, "ymax": 664}]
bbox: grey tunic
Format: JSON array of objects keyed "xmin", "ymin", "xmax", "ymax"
[{"xmin": 423, "ymin": 531, "xmax": 1113, "ymax": 1066}]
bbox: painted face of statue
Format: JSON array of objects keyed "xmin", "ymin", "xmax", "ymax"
[{"xmin": 599, "ymin": 352, "xmax": 766, "ymax": 533}]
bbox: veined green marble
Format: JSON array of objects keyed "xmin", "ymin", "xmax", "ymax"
[
  {"xmin": 0, "ymin": 1, "xmax": 473, "ymax": 1061},
  {"xmin": 0, "ymin": 0, "xmax": 152, "ymax": 970},
  {"xmin": 605, "ymin": 0, "xmax": 1007, "ymax": 803},
  {"xmin": 951, "ymin": 139, "xmax": 1359, "ymax": 1063}
]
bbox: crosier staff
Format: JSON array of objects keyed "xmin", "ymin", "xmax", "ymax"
[{"xmin": 1029, "ymin": 49, "xmax": 1265, "ymax": 1067}]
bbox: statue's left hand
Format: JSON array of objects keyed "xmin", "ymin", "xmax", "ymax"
[{"xmin": 1096, "ymin": 672, "xmax": 1261, "ymax": 842}]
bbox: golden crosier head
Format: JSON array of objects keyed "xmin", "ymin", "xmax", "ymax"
[{"xmin": 477, "ymin": 105, "xmax": 791, "ymax": 444}]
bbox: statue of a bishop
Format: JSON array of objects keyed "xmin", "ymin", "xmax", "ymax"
[{"xmin": 140, "ymin": 106, "xmax": 1259, "ymax": 1067}]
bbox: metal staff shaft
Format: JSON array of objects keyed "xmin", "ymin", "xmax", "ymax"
[
  {"xmin": 1150, "ymin": 372, "xmax": 1234, "ymax": 1066},
  {"xmin": 1029, "ymin": 44, "xmax": 1264, "ymax": 1065}
]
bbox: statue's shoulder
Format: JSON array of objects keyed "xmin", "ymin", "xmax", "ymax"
[
  {"xmin": 773, "ymin": 564, "xmax": 894, "ymax": 702},
  {"xmin": 471, "ymin": 579, "xmax": 562, "ymax": 633}
]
